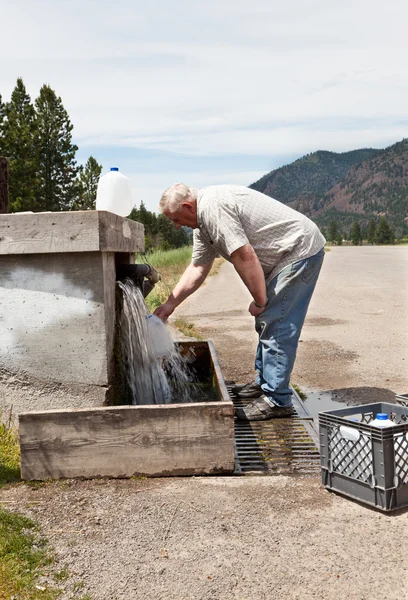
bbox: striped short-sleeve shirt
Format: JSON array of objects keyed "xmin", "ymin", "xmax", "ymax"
[{"xmin": 192, "ymin": 185, "xmax": 326, "ymax": 283}]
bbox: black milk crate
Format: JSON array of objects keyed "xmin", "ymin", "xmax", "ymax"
[
  {"xmin": 396, "ymin": 394, "xmax": 408, "ymax": 408},
  {"xmin": 319, "ymin": 403, "xmax": 408, "ymax": 512}
]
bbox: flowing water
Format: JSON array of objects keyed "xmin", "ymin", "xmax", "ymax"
[{"xmin": 117, "ymin": 280, "xmax": 206, "ymax": 405}]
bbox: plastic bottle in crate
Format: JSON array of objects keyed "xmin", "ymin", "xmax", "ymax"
[
  {"xmin": 368, "ymin": 413, "xmax": 395, "ymax": 428},
  {"xmin": 339, "ymin": 418, "xmax": 366, "ymax": 478}
]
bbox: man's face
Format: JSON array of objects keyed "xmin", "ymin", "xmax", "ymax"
[{"xmin": 164, "ymin": 202, "xmax": 198, "ymax": 229}]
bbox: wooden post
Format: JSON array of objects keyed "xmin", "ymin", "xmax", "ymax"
[{"xmin": 0, "ymin": 157, "xmax": 8, "ymax": 213}]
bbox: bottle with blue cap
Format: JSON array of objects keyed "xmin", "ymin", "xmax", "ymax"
[
  {"xmin": 96, "ymin": 167, "xmax": 133, "ymax": 217},
  {"xmin": 368, "ymin": 412, "xmax": 395, "ymax": 428}
]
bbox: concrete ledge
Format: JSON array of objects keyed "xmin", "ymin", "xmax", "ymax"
[{"xmin": 0, "ymin": 211, "xmax": 144, "ymax": 255}]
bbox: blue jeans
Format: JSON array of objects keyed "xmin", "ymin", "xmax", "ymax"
[{"xmin": 254, "ymin": 248, "xmax": 325, "ymax": 407}]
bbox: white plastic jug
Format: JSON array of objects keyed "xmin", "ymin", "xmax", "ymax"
[
  {"xmin": 368, "ymin": 413, "xmax": 395, "ymax": 428},
  {"xmin": 146, "ymin": 315, "xmax": 175, "ymax": 359},
  {"xmin": 96, "ymin": 167, "xmax": 133, "ymax": 217}
]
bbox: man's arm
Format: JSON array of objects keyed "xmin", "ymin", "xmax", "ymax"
[
  {"xmin": 154, "ymin": 260, "xmax": 214, "ymax": 320},
  {"xmin": 230, "ymin": 244, "xmax": 268, "ymax": 316}
]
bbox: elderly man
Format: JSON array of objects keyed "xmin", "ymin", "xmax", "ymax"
[{"xmin": 154, "ymin": 184, "xmax": 325, "ymax": 420}]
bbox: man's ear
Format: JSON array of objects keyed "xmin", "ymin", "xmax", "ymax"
[{"xmin": 181, "ymin": 201, "xmax": 194, "ymax": 213}]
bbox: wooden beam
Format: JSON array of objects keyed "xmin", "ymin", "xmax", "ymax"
[
  {"xmin": 0, "ymin": 157, "xmax": 8, "ymax": 214},
  {"xmin": 19, "ymin": 402, "xmax": 235, "ymax": 480},
  {"xmin": 0, "ymin": 211, "xmax": 144, "ymax": 255}
]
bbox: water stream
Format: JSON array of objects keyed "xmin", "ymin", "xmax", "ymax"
[{"xmin": 117, "ymin": 280, "xmax": 206, "ymax": 405}]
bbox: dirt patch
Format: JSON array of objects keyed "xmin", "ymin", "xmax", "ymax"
[{"xmin": 2, "ymin": 477, "xmax": 408, "ymax": 600}]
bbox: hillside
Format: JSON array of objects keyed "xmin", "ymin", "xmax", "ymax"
[
  {"xmin": 250, "ymin": 140, "xmax": 408, "ymax": 231},
  {"xmin": 250, "ymin": 149, "xmax": 380, "ymax": 213},
  {"xmin": 321, "ymin": 139, "xmax": 408, "ymax": 223}
]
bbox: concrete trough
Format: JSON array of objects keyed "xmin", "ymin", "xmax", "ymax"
[
  {"xmin": 0, "ymin": 211, "xmax": 234, "ymax": 479},
  {"xmin": 18, "ymin": 340, "xmax": 235, "ymax": 480}
]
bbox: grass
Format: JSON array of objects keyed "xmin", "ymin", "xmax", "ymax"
[
  {"xmin": 141, "ymin": 247, "xmax": 194, "ymax": 313},
  {"xmin": 0, "ymin": 507, "xmax": 61, "ymax": 599},
  {"xmin": 0, "ymin": 419, "xmax": 21, "ymax": 485},
  {"xmin": 0, "ymin": 421, "xmax": 70, "ymax": 599}
]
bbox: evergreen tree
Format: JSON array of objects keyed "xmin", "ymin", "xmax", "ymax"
[
  {"xmin": 375, "ymin": 217, "xmax": 393, "ymax": 244},
  {"xmin": 128, "ymin": 206, "xmax": 140, "ymax": 222},
  {"xmin": 72, "ymin": 156, "xmax": 102, "ymax": 210},
  {"xmin": 367, "ymin": 219, "xmax": 376, "ymax": 244},
  {"xmin": 0, "ymin": 94, "xmax": 5, "ymax": 143},
  {"xmin": 389, "ymin": 227, "xmax": 395, "ymax": 245},
  {"xmin": 336, "ymin": 233, "xmax": 343, "ymax": 246},
  {"xmin": 350, "ymin": 221, "xmax": 362, "ymax": 245},
  {"xmin": 35, "ymin": 84, "xmax": 78, "ymax": 211},
  {"xmin": 0, "ymin": 79, "xmax": 39, "ymax": 211},
  {"xmin": 327, "ymin": 219, "xmax": 339, "ymax": 243}
]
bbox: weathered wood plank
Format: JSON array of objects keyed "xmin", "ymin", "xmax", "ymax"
[
  {"xmin": 19, "ymin": 403, "xmax": 235, "ymax": 479},
  {"xmin": 99, "ymin": 212, "xmax": 144, "ymax": 253},
  {"xmin": 0, "ymin": 211, "xmax": 144, "ymax": 255},
  {"xmin": 0, "ymin": 157, "xmax": 8, "ymax": 214}
]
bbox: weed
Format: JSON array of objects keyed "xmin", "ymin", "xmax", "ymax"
[
  {"xmin": 73, "ymin": 581, "xmax": 85, "ymax": 592},
  {"xmin": 25, "ymin": 480, "xmax": 48, "ymax": 490},
  {"xmin": 173, "ymin": 319, "xmax": 203, "ymax": 340},
  {"xmin": 54, "ymin": 566, "xmax": 69, "ymax": 581},
  {"xmin": 292, "ymin": 383, "xmax": 306, "ymax": 400}
]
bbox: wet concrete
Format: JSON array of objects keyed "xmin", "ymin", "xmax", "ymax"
[{"xmin": 302, "ymin": 386, "xmax": 397, "ymax": 423}]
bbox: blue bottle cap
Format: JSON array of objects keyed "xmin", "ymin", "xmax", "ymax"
[
  {"xmin": 110, "ymin": 167, "xmax": 119, "ymax": 171},
  {"xmin": 376, "ymin": 413, "xmax": 388, "ymax": 420}
]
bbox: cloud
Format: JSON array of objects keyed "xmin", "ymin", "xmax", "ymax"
[{"xmin": 2, "ymin": 0, "xmax": 408, "ymax": 211}]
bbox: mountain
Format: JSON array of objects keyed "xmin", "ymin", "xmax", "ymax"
[
  {"xmin": 250, "ymin": 149, "xmax": 380, "ymax": 212},
  {"xmin": 250, "ymin": 140, "xmax": 408, "ymax": 232}
]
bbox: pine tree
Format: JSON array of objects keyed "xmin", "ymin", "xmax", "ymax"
[
  {"xmin": 367, "ymin": 219, "xmax": 376, "ymax": 244},
  {"xmin": 327, "ymin": 220, "xmax": 339, "ymax": 243},
  {"xmin": 375, "ymin": 217, "xmax": 393, "ymax": 244},
  {"xmin": 0, "ymin": 94, "xmax": 5, "ymax": 144},
  {"xmin": 0, "ymin": 79, "xmax": 39, "ymax": 211},
  {"xmin": 350, "ymin": 221, "xmax": 362, "ymax": 245},
  {"xmin": 35, "ymin": 84, "xmax": 78, "ymax": 211},
  {"xmin": 72, "ymin": 156, "xmax": 102, "ymax": 210}
]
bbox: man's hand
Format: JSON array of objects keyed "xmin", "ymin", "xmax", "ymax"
[
  {"xmin": 153, "ymin": 302, "xmax": 176, "ymax": 321},
  {"xmin": 248, "ymin": 301, "xmax": 266, "ymax": 317}
]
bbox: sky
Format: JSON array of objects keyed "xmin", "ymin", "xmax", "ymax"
[{"xmin": 2, "ymin": 0, "xmax": 408, "ymax": 212}]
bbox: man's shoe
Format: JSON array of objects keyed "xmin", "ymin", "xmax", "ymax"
[
  {"xmin": 230, "ymin": 380, "xmax": 263, "ymax": 398},
  {"xmin": 235, "ymin": 395, "xmax": 294, "ymax": 421}
]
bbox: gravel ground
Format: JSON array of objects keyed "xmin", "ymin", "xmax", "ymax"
[{"xmin": 2, "ymin": 246, "xmax": 408, "ymax": 600}]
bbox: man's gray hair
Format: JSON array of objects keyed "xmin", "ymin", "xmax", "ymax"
[{"xmin": 159, "ymin": 183, "xmax": 197, "ymax": 213}]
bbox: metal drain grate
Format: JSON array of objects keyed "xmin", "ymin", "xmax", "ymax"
[{"xmin": 228, "ymin": 385, "xmax": 320, "ymax": 475}]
